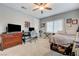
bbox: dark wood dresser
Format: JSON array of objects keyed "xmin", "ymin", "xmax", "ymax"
[{"xmin": 0, "ymin": 32, "xmax": 22, "ymax": 50}]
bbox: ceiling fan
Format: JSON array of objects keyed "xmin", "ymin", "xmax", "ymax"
[{"xmin": 32, "ymin": 3, "xmax": 52, "ymax": 14}]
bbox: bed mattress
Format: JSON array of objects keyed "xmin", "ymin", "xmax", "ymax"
[{"xmin": 50, "ymin": 34, "xmax": 76, "ymax": 47}]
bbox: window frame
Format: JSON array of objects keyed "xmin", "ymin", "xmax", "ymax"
[{"xmin": 46, "ymin": 19, "xmax": 64, "ymax": 33}]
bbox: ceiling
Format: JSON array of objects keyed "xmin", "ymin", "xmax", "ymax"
[{"xmin": 2, "ymin": 3, "xmax": 79, "ymax": 19}]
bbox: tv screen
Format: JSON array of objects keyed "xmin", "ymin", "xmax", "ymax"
[
  {"xmin": 29, "ymin": 27, "xmax": 34, "ymax": 31},
  {"xmin": 8, "ymin": 24, "xmax": 21, "ymax": 32}
]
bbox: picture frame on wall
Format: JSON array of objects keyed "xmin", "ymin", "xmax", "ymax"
[
  {"xmin": 41, "ymin": 23, "xmax": 46, "ymax": 28},
  {"xmin": 25, "ymin": 21, "xmax": 30, "ymax": 28},
  {"xmin": 72, "ymin": 19, "xmax": 78, "ymax": 24},
  {"xmin": 66, "ymin": 18, "xmax": 72, "ymax": 23}
]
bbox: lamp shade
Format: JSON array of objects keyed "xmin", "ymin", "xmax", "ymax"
[{"xmin": 77, "ymin": 26, "xmax": 79, "ymax": 32}]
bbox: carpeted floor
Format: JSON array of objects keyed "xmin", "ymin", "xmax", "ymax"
[
  {"xmin": 0, "ymin": 38, "xmax": 64, "ymax": 56},
  {"xmin": 45, "ymin": 51, "xmax": 64, "ymax": 56}
]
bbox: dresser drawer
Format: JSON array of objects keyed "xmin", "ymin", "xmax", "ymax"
[{"xmin": 0, "ymin": 32, "xmax": 22, "ymax": 50}]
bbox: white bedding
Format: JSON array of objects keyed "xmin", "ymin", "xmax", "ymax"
[{"xmin": 50, "ymin": 33, "xmax": 76, "ymax": 47}]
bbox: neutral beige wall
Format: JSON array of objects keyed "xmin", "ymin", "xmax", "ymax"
[
  {"xmin": 40, "ymin": 9, "xmax": 79, "ymax": 34},
  {"xmin": 40, "ymin": 9, "xmax": 79, "ymax": 22},
  {"xmin": 0, "ymin": 4, "xmax": 40, "ymax": 35}
]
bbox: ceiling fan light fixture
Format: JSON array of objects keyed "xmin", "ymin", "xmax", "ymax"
[
  {"xmin": 39, "ymin": 7, "xmax": 44, "ymax": 10},
  {"xmin": 33, "ymin": 3, "xmax": 52, "ymax": 14}
]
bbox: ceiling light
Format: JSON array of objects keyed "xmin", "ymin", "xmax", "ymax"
[
  {"xmin": 39, "ymin": 7, "xmax": 44, "ymax": 10},
  {"xmin": 33, "ymin": 3, "xmax": 52, "ymax": 14}
]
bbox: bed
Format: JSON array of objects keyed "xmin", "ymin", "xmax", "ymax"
[{"xmin": 50, "ymin": 32, "xmax": 76, "ymax": 47}]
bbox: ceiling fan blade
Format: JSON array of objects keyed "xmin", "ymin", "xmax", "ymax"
[
  {"xmin": 39, "ymin": 3, "xmax": 47, "ymax": 6},
  {"xmin": 34, "ymin": 3, "xmax": 39, "ymax": 5},
  {"xmin": 43, "ymin": 3, "xmax": 47, "ymax": 6},
  {"xmin": 45, "ymin": 7, "xmax": 52, "ymax": 10},
  {"xmin": 32, "ymin": 8, "xmax": 39, "ymax": 11},
  {"xmin": 34, "ymin": 3, "xmax": 41, "ymax": 6},
  {"xmin": 41, "ymin": 10, "xmax": 43, "ymax": 14},
  {"xmin": 34, "ymin": 3, "xmax": 47, "ymax": 6},
  {"xmin": 40, "ymin": 3, "xmax": 43, "ymax": 5}
]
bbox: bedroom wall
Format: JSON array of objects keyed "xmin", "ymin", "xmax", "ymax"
[
  {"xmin": 40, "ymin": 9, "xmax": 79, "ymax": 34},
  {"xmin": 0, "ymin": 4, "xmax": 39, "ymax": 35}
]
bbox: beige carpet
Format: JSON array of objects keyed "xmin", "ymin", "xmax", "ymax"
[{"xmin": 0, "ymin": 38, "xmax": 51, "ymax": 56}]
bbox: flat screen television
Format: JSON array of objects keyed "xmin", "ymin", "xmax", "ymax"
[
  {"xmin": 8, "ymin": 24, "xmax": 21, "ymax": 32},
  {"xmin": 29, "ymin": 27, "xmax": 34, "ymax": 31}
]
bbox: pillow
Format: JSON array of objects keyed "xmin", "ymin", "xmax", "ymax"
[
  {"xmin": 57, "ymin": 31, "xmax": 66, "ymax": 35},
  {"xmin": 66, "ymin": 30, "xmax": 76, "ymax": 35}
]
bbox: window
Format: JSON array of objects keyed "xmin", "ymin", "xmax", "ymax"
[
  {"xmin": 46, "ymin": 21, "xmax": 54, "ymax": 33},
  {"xmin": 46, "ymin": 19, "xmax": 63, "ymax": 33}
]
